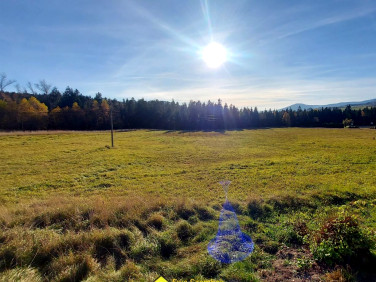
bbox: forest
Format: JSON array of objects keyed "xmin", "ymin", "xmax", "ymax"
[{"xmin": 1, "ymin": 87, "xmax": 376, "ymax": 131}]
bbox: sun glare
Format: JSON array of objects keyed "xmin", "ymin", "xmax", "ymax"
[{"xmin": 202, "ymin": 42, "xmax": 227, "ymax": 68}]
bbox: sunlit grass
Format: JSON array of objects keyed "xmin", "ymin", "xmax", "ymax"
[
  {"xmin": 0, "ymin": 128, "xmax": 375, "ymax": 281},
  {"xmin": 1, "ymin": 128, "xmax": 376, "ymax": 204}
]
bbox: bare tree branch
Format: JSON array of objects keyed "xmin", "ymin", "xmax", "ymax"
[
  {"xmin": 27, "ymin": 82, "xmax": 36, "ymax": 94},
  {"xmin": 0, "ymin": 73, "xmax": 16, "ymax": 91},
  {"xmin": 35, "ymin": 79, "xmax": 52, "ymax": 95},
  {"xmin": 15, "ymin": 83, "xmax": 22, "ymax": 93}
]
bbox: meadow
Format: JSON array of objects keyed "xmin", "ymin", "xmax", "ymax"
[{"xmin": 0, "ymin": 128, "xmax": 375, "ymax": 281}]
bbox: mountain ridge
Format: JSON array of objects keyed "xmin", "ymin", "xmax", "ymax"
[{"xmin": 281, "ymin": 98, "xmax": 376, "ymax": 111}]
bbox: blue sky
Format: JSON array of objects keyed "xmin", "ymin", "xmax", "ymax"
[{"xmin": 1, "ymin": 0, "xmax": 376, "ymax": 109}]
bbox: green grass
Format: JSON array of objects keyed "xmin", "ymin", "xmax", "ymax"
[
  {"xmin": 0, "ymin": 128, "xmax": 376, "ymax": 281},
  {"xmin": 1, "ymin": 128, "xmax": 376, "ymax": 203}
]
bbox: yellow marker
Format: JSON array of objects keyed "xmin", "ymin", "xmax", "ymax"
[{"xmin": 154, "ymin": 276, "xmax": 168, "ymax": 282}]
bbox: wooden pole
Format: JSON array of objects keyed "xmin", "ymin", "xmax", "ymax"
[{"xmin": 110, "ymin": 108, "xmax": 114, "ymax": 147}]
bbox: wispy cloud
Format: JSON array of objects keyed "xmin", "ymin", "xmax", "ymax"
[
  {"xmin": 96, "ymin": 74, "xmax": 376, "ymax": 110},
  {"xmin": 252, "ymin": 4, "xmax": 376, "ymax": 46}
]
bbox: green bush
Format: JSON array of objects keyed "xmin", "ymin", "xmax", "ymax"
[
  {"xmin": 307, "ymin": 211, "xmax": 376, "ymax": 265},
  {"xmin": 276, "ymin": 224, "xmax": 303, "ymax": 245}
]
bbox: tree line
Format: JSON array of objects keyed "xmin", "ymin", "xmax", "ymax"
[{"xmin": 0, "ymin": 73, "xmax": 375, "ymax": 130}]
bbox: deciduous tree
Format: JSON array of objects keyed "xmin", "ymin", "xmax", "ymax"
[{"xmin": 0, "ymin": 73, "xmax": 16, "ymax": 92}]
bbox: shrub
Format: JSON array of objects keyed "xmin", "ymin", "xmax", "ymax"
[
  {"xmin": 276, "ymin": 224, "xmax": 303, "ymax": 245},
  {"xmin": 307, "ymin": 211, "xmax": 376, "ymax": 265}
]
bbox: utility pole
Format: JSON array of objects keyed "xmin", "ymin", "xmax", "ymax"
[{"xmin": 110, "ymin": 107, "xmax": 114, "ymax": 147}]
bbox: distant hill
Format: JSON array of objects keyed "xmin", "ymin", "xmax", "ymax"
[{"xmin": 281, "ymin": 98, "xmax": 376, "ymax": 111}]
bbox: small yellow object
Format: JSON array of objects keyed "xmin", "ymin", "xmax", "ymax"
[{"xmin": 154, "ymin": 276, "xmax": 168, "ymax": 282}]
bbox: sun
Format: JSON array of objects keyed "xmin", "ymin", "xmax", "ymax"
[{"xmin": 202, "ymin": 42, "xmax": 227, "ymax": 68}]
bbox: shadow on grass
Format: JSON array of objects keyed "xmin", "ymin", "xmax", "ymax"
[{"xmin": 161, "ymin": 128, "xmax": 277, "ymax": 134}]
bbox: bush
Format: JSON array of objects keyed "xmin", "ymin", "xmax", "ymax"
[
  {"xmin": 277, "ymin": 224, "xmax": 303, "ymax": 245},
  {"xmin": 307, "ymin": 211, "xmax": 376, "ymax": 265}
]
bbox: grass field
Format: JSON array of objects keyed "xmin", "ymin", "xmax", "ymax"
[{"xmin": 1, "ymin": 128, "xmax": 376, "ymax": 281}]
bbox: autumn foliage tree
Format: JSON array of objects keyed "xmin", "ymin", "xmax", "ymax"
[
  {"xmin": 1, "ymin": 85, "xmax": 376, "ymax": 130},
  {"xmin": 17, "ymin": 97, "xmax": 48, "ymax": 129}
]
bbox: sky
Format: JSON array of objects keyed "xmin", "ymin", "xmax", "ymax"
[{"xmin": 1, "ymin": 0, "xmax": 376, "ymax": 109}]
